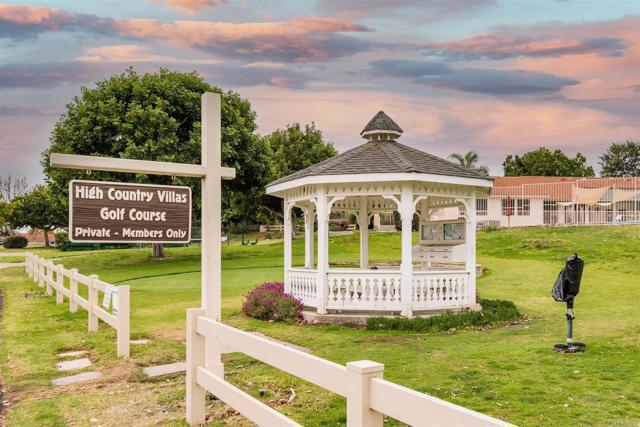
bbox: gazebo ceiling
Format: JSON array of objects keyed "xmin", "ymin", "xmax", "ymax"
[{"xmin": 267, "ymin": 111, "xmax": 492, "ymax": 194}]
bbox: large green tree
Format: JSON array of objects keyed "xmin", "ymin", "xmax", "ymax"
[
  {"xmin": 448, "ymin": 150, "xmax": 489, "ymax": 175},
  {"xmin": 42, "ymin": 68, "xmax": 270, "ymax": 256},
  {"xmin": 9, "ymin": 185, "xmax": 66, "ymax": 246},
  {"xmin": 262, "ymin": 123, "xmax": 337, "ymax": 223},
  {"xmin": 599, "ymin": 141, "xmax": 640, "ymax": 177},
  {"xmin": 266, "ymin": 123, "xmax": 337, "ymax": 180},
  {"xmin": 503, "ymin": 147, "xmax": 594, "ymax": 177}
]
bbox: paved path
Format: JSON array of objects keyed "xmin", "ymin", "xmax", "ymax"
[
  {"xmin": 143, "ymin": 362, "xmax": 186, "ymax": 378},
  {"xmin": 52, "ymin": 372, "xmax": 102, "ymax": 386}
]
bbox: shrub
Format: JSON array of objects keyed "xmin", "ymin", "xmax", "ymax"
[
  {"xmin": 366, "ymin": 299, "xmax": 520, "ymax": 332},
  {"xmin": 242, "ymin": 282, "xmax": 303, "ymax": 322},
  {"xmin": 3, "ymin": 235, "xmax": 28, "ymax": 249},
  {"xmin": 329, "ymin": 218, "xmax": 348, "ymax": 231},
  {"xmin": 54, "ymin": 231, "xmax": 68, "ymax": 249}
]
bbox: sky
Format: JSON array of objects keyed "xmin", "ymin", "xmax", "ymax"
[{"xmin": 1, "ymin": 0, "xmax": 639, "ymax": 185}]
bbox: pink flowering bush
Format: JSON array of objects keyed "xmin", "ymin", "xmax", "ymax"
[{"xmin": 242, "ymin": 282, "xmax": 303, "ymax": 322}]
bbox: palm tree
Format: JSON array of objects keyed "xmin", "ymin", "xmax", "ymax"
[{"xmin": 449, "ymin": 150, "xmax": 489, "ymax": 175}]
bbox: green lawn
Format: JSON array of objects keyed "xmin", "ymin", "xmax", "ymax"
[{"xmin": 1, "ymin": 226, "xmax": 639, "ymax": 426}]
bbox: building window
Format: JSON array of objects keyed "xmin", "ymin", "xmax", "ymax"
[
  {"xmin": 501, "ymin": 198, "xmax": 514, "ymax": 216},
  {"xmin": 476, "ymin": 198, "xmax": 488, "ymax": 216},
  {"xmin": 517, "ymin": 199, "xmax": 530, "ymax": 216}
]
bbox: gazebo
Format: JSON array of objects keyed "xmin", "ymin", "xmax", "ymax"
[{"xmin": 266, "ymin": 112, "xmax": 493, "ymax": 320}]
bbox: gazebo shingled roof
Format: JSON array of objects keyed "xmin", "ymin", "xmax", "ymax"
[
  {"xmin": 269, "ymin": 111, "xmax": 489, "ymax": 187},
  {"xmin": 361, "ymin": 110, "xmax": 403, "ymax": 135}
]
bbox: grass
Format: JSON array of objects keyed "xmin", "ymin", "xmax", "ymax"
[{"xmin": 1, "ymin": 226, "xmax": 639, "ymax": 426}]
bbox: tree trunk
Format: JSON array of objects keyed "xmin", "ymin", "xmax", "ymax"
[
  {"xmin": 152, "ymin": 243, "xmax": 165, "ymax": 258},
  {"xmin": 43, "ymin": 229, "xmax": 50, "ymax": 247}
]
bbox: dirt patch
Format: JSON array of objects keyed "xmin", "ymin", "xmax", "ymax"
[
  {"xmin": 20, "ymin": 290, "xmax": 47, "ymax": 300},
  {"xmin": 354, "ymin": 335, "xmax": 418, "ymax": 344},
  {"xmin": 152, "ymin": 326, "xmax": 185, "ymax": 342}
]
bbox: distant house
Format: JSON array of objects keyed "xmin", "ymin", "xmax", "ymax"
[{"xmin": 433, "ymin": 176, "xmax": 640, "ymax": 228}]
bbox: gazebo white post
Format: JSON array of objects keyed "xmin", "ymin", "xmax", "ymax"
[
  {"xmin": 464, "ymin": 195, "xmax": 478, "ymax": 308},
  {"xmin": 399, "ymin": 184, "xmax": 414, "ymax": 318},
  {"xmin": 304, "ymin": 204, "xmax": 315, "ymax": 269},
  {"xmin": 284, "ymin": 201, "xmax": 293, "ymax": 292},
  {"xmin": 359, "ymin": 196, "xmax": 369, "ymax": 269},
  {"xmin": 316, "ymin": 187, "xmax": 328, "ymax": 314}
]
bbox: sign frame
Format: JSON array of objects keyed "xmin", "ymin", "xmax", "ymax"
[{"xmin": 68, "ymin": 179, "xmax": 193, "ymax": 244}]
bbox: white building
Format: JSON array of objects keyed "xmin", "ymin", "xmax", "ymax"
[{"xmin": 434, "ymin": 176, "xmax": 640, "ymax": 228}]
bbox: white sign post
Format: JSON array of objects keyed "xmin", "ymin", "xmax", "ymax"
[{"xmin": 50, "ymin": 92, "xmax": 235, "ymax": 378}]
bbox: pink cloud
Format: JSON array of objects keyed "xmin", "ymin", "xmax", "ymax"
[
  {"xmin": 423, "ymin": 17, "xmax": 637, "ymax": 61},
  {"xmin": 0, "ymin": 4, "xmax": 72, "ymax": 27},
  {"xmin": 507, "ymin": 18, "xmax": 640, "ymax": 104},
  {"xmin": 424, "ymin": 33, "xmax": 626, "ymax": 60},
  {"xmin": 113, "ymin": 16, "xmax": 370, "ymax": 62},
  {"xmin": 242, "ymin": 86, "xmax": 637, "ymax": 174},
  {"xmin": 76, "ymin": 45, "xmax": 178, "ymax": 63},
  {"xmin": 149, "ymin": 0, "xmax": 228, "ymax": 15},
  {"xmin": 0, "ymin": 4, "xmax": 370, "ymax": 62}
]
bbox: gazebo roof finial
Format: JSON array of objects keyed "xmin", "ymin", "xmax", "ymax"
[{"xmin": 360, "ymin": 111, "xmax": 403, "ymax": 141}]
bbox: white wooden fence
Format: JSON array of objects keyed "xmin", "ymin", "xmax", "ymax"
[
  {"xmin": 24, "ymin": 253, "xmax": 130, "ymax": 358},
  {"xmin": 186, "ymin": 308, "xmax": 512, "ymax": 426}
]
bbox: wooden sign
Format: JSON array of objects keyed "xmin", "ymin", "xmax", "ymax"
[{"xmin": 69, "ymin": 180, "xmax": 191, "ymax": 243}]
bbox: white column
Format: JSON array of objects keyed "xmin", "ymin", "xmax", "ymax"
[
  {"xmin": 284, "ymin": 202, "xmax": 293, "ymax": 292},
  {"xmin": 359, "ymin": 196, "xmax": 369, "ymax": 269},
  {"xmin": 316, "ymin": 187, "xmax": 328, "ymax": 314},
  {"xmin": 465, "ymin": 195, "xmax": 478, "ymax": 308},
  {"xmin": 400, "ymin": 184, "xmax": 414, "ymax": 318},
  {"xmin": 201, "ymin": 92, "xmax": 223, "ymax": 375},
  {"xmin": 305, "ymin": 204, "xmax": 315, "ymax": 269}
]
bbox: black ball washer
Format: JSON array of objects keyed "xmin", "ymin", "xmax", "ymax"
[{"xmin": 551, "ymin": 253, "xmax": 585, "ymax": 353}]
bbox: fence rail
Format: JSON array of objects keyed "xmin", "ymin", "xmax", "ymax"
[
  {"xmin": 186, "ymin": 309, "xmax": 511, "ymax": 426},
  {"xmin": 24, "ymin": 253, "xmax": 130, "ymax": 358}
]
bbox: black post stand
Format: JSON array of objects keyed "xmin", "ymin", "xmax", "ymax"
[{"xmin": 554, "ymin": 299, "xmax": 585, "ymax": 353}]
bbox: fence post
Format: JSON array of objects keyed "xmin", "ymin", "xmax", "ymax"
[
  {"xmin": 40, "ymin": 259, "xmax": 46, "ymax": 288},
  {"xmin": 32, "ymin": 255, "xmax": 38, "ymax": 283},
  {"xmin": 88, "ymin": 274, "xmax": 99, "ymax": 332},
  {"xmin": 56, "ymin": 264, "xmax": 64, "ymax": 304},
  {"xmin": 186, "ymin": 308, "xmax": 206, "ymax": 426},
  {"xmin": 25, "ymin": 253, "xmax": 31, "ymax": 277},
  {"xmin": 116, "ymin": 286, "xmax": 130, "ymax": 358},
  {"xmin": 70, "ymin": 269, "xmax": 79, "ymax": 313},
  {"xmin": 38, "ymin": 257, "xmax": 44, "ymax": 286},
  {"xmin": 346, "ymin": 360, "xmax": 384, "ymax": 427},
  {"xmin": 46, "ymin": 261, "xmax": 54, "ymax": 296}
]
